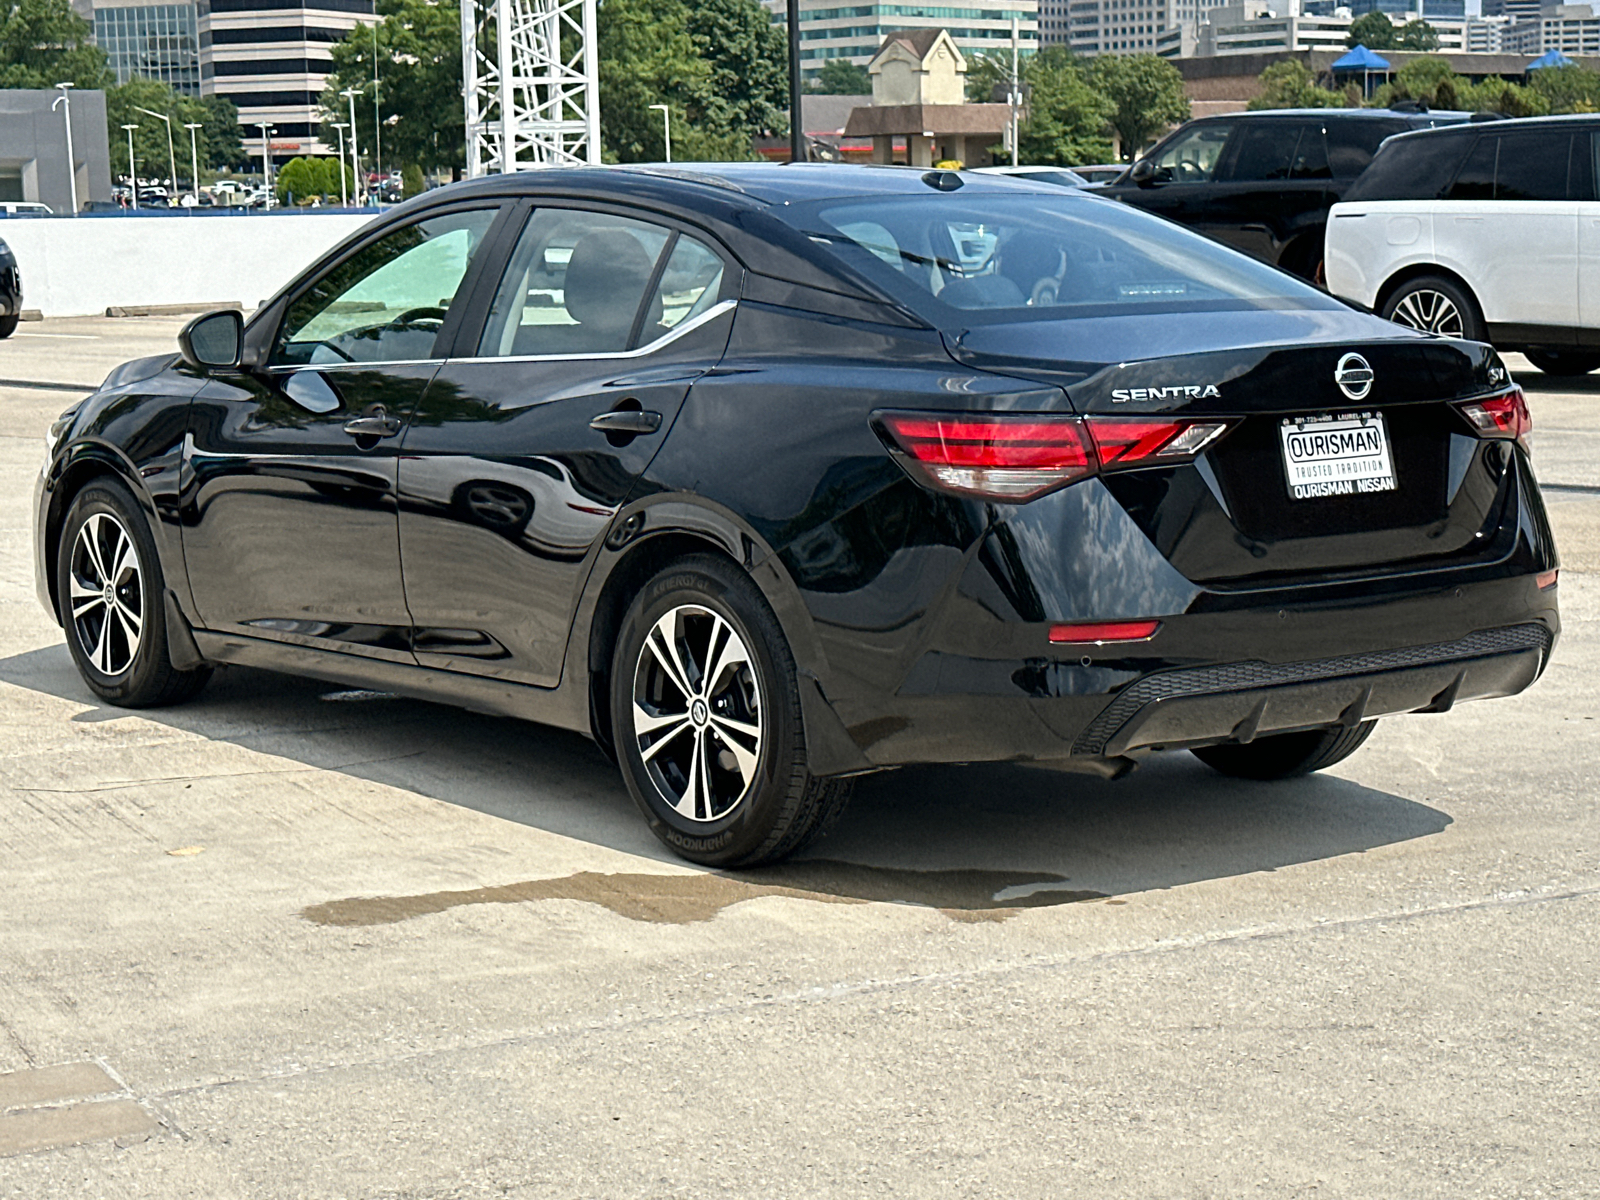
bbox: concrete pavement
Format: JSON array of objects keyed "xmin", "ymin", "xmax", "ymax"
[{"xmin": 0, "ymin": 322, "xmax": 1596, "ymax": 1198}]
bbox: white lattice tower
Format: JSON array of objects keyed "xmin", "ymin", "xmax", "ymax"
[{"xmin": 462, "ymin": 0, "xmax": 600, "ymax": 175}]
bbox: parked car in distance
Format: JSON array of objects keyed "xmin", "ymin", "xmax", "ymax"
[
  {"xmin": 34, "ymin": 165, "xmax": 1559, "ymax": 867},
  {"xmin": 0, "ymin": 202, "xmax": 53, "ymax": 217},
  {"xmin": 971, "ymin": 165, "xmax": 1090, "ymax": 188},
  {"xmin": 1071, "ymin": 164, "xmax": 1127, "ymax": 185},
  {"xmin": 1099, "ymin": 108, "xmax": 1469, "ymax": 279},
  {"xmin": 1326, "ymin": 114, "xmax": 1600, "ymax": 374},
  {"xmin": 0, "ymin": 236, "xmax": 21, "ymax": 336}
]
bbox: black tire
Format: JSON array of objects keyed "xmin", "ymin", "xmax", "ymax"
[
  {"xmin": 1379, "ymin": 275, "xmax": 1485, "ymax": 343},
  {"xmin": 1190, "ymin": 721, "xmax": 1377, "ymax": 781},
  {"xmin": 56, "ymin": 479, "xmax": 212, "ymax": 707},
  {"xmin": 610, "ymin": 553, "xmax": 852, "ymax": 867},
  {"xmin": 0, "ymin": 315, "xmax": 17, "ymax": 339},
  {"xmin": 1525, "ymin": 349, "xmax": 1600, "ymax": 377}
]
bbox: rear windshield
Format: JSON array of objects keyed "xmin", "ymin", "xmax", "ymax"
[
  {"xmin": 1343, "ymin": 131, "xmax": 1475, "ymax": 202},
  {"xmin": 799, "ymin": 193, "xmax": 1339, "ymax": 325}
]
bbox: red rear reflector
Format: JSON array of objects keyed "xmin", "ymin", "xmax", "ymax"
[
  {"xmin": 1087, "ymin": 418, "xmax": 1229, "ymax": 468},
  {"xmin": 1048, "ymin": 620, "xmax": 1161, "ymax": 644},
  {"xmin": 876, "ymin": 412, "xmax": 1094, "ymax": 501},
  {"xmin": 1457, "ymin": 387, "xmax": 1531, "ymax": 441},
  {"xmin": 1537, "ymin": 569, "xmax": 1558, "ymax": 590}
]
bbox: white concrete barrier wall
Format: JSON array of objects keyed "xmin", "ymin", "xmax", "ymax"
[{"xmin": 1, "ymin": 213, "xmax": 378, "ymax": 318}]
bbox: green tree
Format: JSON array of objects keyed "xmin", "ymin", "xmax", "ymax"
[
  {"xmin": 106, "ymin": 77, "xmax": 239, "ymax": 183},
  {"xmin": 1249, "ymin": 59, "xmax": 1345, "ymax": 110},
  {"xmin": 1087, "ymin": 53, "xmax": 1189, "ymax": 159},
  {"xmin": 1460, "ymin": 74, "xmax": 1547, "ymax": 117},
  {"xmin": 685, "ymin": 0, "xmax": 789, "ymax": 151},
  {"xmin": 1346, "ymin": 11, "xmax": 1397, "ymax": 50},
  {"xmin": 199, "ymin": 95, "xmax": 247, "ymax": 171},
  {"xmin": 1019, "ymin": 47, "xmax": 1114, "ymax": 165},
  {"xmin": 402, "ymin": 162, "xmax": 425, "ymax": 197},
  {"xmin": 809, "ymin": 58, "xmax": 870, "ymax": 95},
  {"xmin": 1528, "ymin": 64, "xmax": 1600, "ymax": 113},
  {"xmin": 0, "ymin": 0, "xmax": 108, "ymax": 89},
  {"xmin": 322, "ymin": 0, "xmax": 464, "ymax": 176},
  {"xmin": 1397, "ymin": 20, "xmax": 1439, "ymax": 50}
]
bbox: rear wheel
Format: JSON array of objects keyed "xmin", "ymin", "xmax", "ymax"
[
  {"xmin": 1191, "ymin": 721, "xmax": 1377, "ymax": 781},
  {"xmin": 56, "ymin": 479, "xmax": 212, "ymax": 707},
  {"xmin": 1525, "ymin": 349, "xmax": 1600, "ymax": 377},
  {"xmin": 1380, "ymin": 275, "xmax": 1484, "ymax": 343},
  {"xmin": 0, "ymin": 315, "xmax": 17, "ymax": 339},
  {"xmin": 611, "ymin": 554, "xmax": 852, "ymax": 867}
]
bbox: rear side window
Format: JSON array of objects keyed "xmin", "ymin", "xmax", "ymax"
[
  {"xmin": 1290, "ymin": 125, "xmax": 1331, "ymax": 180},
  {"xmin": 1445, "ymin": 132, "xmax": 1574, "ymax": 202},
  {"xmin": 1326, "ymin": 119, "xmax": 1406, "ymax": 178},
  {"xmin": 1343, "ymin": 132, "xmax": 1474, "ymax": 201},
  {"xmin": 1227, "ymin": 122, "xmax": 1301, "ymax": 182}
]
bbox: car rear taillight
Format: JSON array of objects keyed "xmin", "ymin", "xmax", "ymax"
[
  {"xmin": 875, "ymin": 413, "xmax": 1095, "ymax": 501},
  {"xmin": 1086, "ymin": 418, "xmax": 1230, "ymax": 471},
  {"xmin": 1456, "ymin": 387, "xmax": 1531, "ymax": 443},
  {"xmin": 875, "ymin": 412, "xmax": 1231, "ymax": 502},
  {"xmin": 1048, "ymin": 620, "xmax": 1161, "ymax": 644}
]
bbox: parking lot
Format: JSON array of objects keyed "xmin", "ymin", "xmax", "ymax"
[{"xmin": 1, "ymin": 315, "xmax": 1596, "ymax": 1197}]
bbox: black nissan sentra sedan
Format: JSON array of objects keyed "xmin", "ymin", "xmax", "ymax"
[{"xmin": 33, "ymin": 164, "xmax": 1558, "ymax": 865}]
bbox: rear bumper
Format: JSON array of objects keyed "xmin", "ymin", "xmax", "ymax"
[{"xmin": 1078, "ymin": 622, "xmax": 1551, "ymax": 757}]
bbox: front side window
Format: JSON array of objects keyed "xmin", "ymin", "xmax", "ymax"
[
  {"xmin": 476, "ymin": 208, "xmax": 723, "ymax": 358},
  {"xmin": 806, "ymin": 193, "xmax": 1336, "ymax": 323},
  {"xmin": 274, "ymin": 208, "xmax": 499, "ymax": 366},
  {"xmin": 1147, "ymin": 121, "xmax": 1234, "ymax": 184}
]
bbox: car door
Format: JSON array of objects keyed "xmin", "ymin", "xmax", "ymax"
[
  {"xmin": 183, "ymin": 204, "xmax": 506, "ymax": 659},
  {"xmin": 1110, "ymin": 120, "xmax": 1238, "ymax": 226},
  {"xmin": 1197, "ymin": 119, "xmax": 1328, "ymax": 268},
  {"xmin": 1435, "ymin": 129, "xmax": 1580, "ymax": 340},
  {"xmin": 396, "ymin": 203, "xmax": 738, "ymax": 688},
  {"xmin": 1571, "ymin": 131, "xmax": 1600, "ymax": 344}
]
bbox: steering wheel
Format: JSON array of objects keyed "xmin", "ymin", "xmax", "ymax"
[{"xmin": 392, "ymin": 306, "xmax": 448, "ymax": 327}]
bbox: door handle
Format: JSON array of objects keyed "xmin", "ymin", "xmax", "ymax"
[
  {"xmin": 589, "ymin": 410, "xmax": 663, "ymax": 435},
  {"xmin": 343, "ymin": 405, "xmax": 401, "ymax": 439}
]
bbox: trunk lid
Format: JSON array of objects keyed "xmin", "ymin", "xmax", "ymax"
[{"xmin": 947, "ymin": 309, "xmax": 1517, "ymax": 587}]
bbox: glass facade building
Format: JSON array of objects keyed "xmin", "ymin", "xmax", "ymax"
[{"xmin": 94, "ymin": 1, "xmax": 202, "ymax": 95}]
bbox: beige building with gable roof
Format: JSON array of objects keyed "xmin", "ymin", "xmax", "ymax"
[{"xmin": 844, "ymin": 29, "xmax": 1014, "ymax": 168}]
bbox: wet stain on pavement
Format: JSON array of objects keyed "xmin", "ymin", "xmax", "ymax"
[{"xmin": 300, "ymin": 861, "xmax": 1107, "ymax": 927}]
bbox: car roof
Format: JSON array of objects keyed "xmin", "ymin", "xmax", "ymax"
[{"xmin": 1190, "ymin": 108, "xmax": 1467, "ymax": 121}]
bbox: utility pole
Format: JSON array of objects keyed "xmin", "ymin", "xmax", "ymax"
[
  {"xmin": 255, "ymin": 122, "xmax": 275, "ymax": 207},
  {"xmin": 183, "ymin": 122, "xmax": 203, "ymax": 202},
  {"xmin": 341, "ymin": 88, "xmax": 363, "ymax": 202},
  {"xmin": 332, "ymin": 122, "xmax": 350, "ymax": 207},
  {"xmin": 121, "ymin": 124, "xmax": 139, "ymax": 208},
  {"xmin": 134, "ymin": 106, "xmax": 177, "ymax": 201},
  {"xmin": 52, "ymin": 83, "xmax": 76, "ymax": 214},
  {"xmin": 649, "ymin": 104, "xmax": 671, "ymax": 162},
  {"xmin": 786, "ymin": 0, "xmax": 803, "ymax": 163},
  {"xmin": 1010, "ymin": 14, "xmax": 1020, "ymax": 168},
  {"xmin": 372, "ymin": 20, "xmax": 383, "ymax": 183}
]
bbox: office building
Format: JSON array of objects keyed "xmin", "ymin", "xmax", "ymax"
[
  {"xmin": 92, "ymin": 0, "xmax": 202, "ymax": 95},
  {"xmin": 766, "ymin": 1, "xmax": 1038, "ymax": 84},
  {"xmin": 0, "ymin": 89, "xmax": 113, "ymax": 211},
  {"xmin": 1504, "ymin": 3, "xmax": 1600, "ymax": 53},
  {"xmin": 1055, "ymin": 0, "xmax": 1238, "ymax": 57},
  {"xmin": 198, "ymin": 0, "xmax": 377, "ymax": 160}
]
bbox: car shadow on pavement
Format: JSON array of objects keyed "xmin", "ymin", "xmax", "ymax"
[
  {"xmin": 1518, "ymin": 371, "xmax": 1600, "ymax": 396},
  {"xmin": 1, "ymin": 645, "xmax": 1452, "ymax": 923}
]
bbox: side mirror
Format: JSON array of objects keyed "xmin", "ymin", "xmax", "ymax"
[
  {"xmin": 1129, "ymin": 159, "xmax": 1158, "ymax": 188},
  {"xmin": 178, "ymin": 309, "xmax": 243, "ymax": 372}
]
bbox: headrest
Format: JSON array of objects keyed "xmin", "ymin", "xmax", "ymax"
[{"xmin": 563, "ymin": 230, "xmax": 661, "ymax": 331}]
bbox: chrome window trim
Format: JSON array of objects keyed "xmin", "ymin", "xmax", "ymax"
[
  {"xmin": 449, "ymin": 299, "xmax": 738, "ymax": 366},
  {"xmin": 266, "ymin": 359, "xmax": 446, "ymax": 376}
]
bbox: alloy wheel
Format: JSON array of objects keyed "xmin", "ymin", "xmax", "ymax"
[
  {"xmin": 1390, "ymin": 289, "xmax": 1464, "ymax": 337},
  {"xmin": 631, "ymin": 604, "xmax": 763, "ymax": 823},
  {"xmin": 68, "ymin": 511, "xmax": 144, "ymax": 677}
]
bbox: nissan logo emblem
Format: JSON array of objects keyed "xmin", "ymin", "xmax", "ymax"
[{"xmin": 1335, "ymin": 353, "xmax": 1374, "ymax": 401}]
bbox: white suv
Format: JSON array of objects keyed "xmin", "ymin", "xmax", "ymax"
[{"xmin": 1325, "ymin": 115, "xmax": 1600, "ymax": 375}]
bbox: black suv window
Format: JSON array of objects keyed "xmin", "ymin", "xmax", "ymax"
[
  {"xmin": 1445, "ymin": 131, "xmax": 1574, "ymax": 202},
  {"xmin": 1326, "ymin": 119, "xmax": 1407, "ymax": 178},
  {"xmin": 1290, "ymin": 124, "xmax": 1331, "ymax": 180},
  {"xmin": 1343, "ymin": 131, "xmax": 1475, "ymax": 201},
  {"xmin": 1147, "ymin": 121, "xmax": 1234, "ymax": 184},
  {"xmin": 1227, "ymin": 121, "xmax": 1301, "ymax": 182}
]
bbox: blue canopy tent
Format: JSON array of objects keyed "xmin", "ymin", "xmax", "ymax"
[
  {"xmin": 1331, "ymin": 45, "xmax": 1392, "ymax": 99},
  {"xmin": 1526, "ymin": 50, "xmax": 1576, "ymax": 71}
]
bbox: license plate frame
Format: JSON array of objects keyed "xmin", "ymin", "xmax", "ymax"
[{"xmin": 1279, "ymin": 412, "xmax": 1397, "ymax": 501}]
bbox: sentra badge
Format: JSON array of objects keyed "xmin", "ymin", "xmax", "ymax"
[{"xmin": 1110, "ymin": 384, "xmax": 1222, "ymax": 403}]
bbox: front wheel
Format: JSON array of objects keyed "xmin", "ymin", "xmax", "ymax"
[
  {"xmin": 1525, "ymin": 349, "xmax": 1600, "ymax": 377},
  {"xmin": 1380, "ymin": 275, "xmax": 1484, "ymax": 343},
  {"xmin": 611, "ymin": 554, "xmax": 852, "ymax": 867},
  {"xmin": 56, "ymin": 479, "xmax": 212, "ymax": 707},
  {"xmin": 0, "ymin": 315, "xmax": 18, "ymax": 339},
  {"xmin": 1190, "ymin": 721, "xmax": 1377, "ymax": 781}
]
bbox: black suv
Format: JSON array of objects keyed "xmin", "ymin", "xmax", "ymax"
[
  {"xmin": 0, "ymin": 237, "xmax": 21, "ymax": 338},
  {"xmin": 1099, "ymin": 108, "xmax": 1468, "ymax": 279}
]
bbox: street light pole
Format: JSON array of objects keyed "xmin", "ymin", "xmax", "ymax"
[
  {"xmin": 332, "ymin": 122, "xmax": 349, "ymax": 207},
  {"xmin": 649, "ymin": 104, "xmax": 671, "ymax": 163},
  {"xmin": 255, "ymin": 122, "xmax": 275, "ymax": 208},
  {"xmin": 134, "ymin": 106, "xmax": 177, "ymax": 203},
  {"xmin": 1010, "ymin": 14, "xmax": 1019, "ymax": 168},
  {"xmin": 121, "ymin": 124, "xmax": 140, "ymax": 209},
  {"xmin": 341, "ymin": 88, "xmax": 363, "ymax": 205},
  {"xmin": 786, "ymin": 0, "xmax": 803, "ymax": 163},
  {"xmin": 52, "ymin": 82, "xmax": 76, "ymax": 214},
  {"xmin": 183, "ymin": 122, "xmax": 203, "ymax": 203}
]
